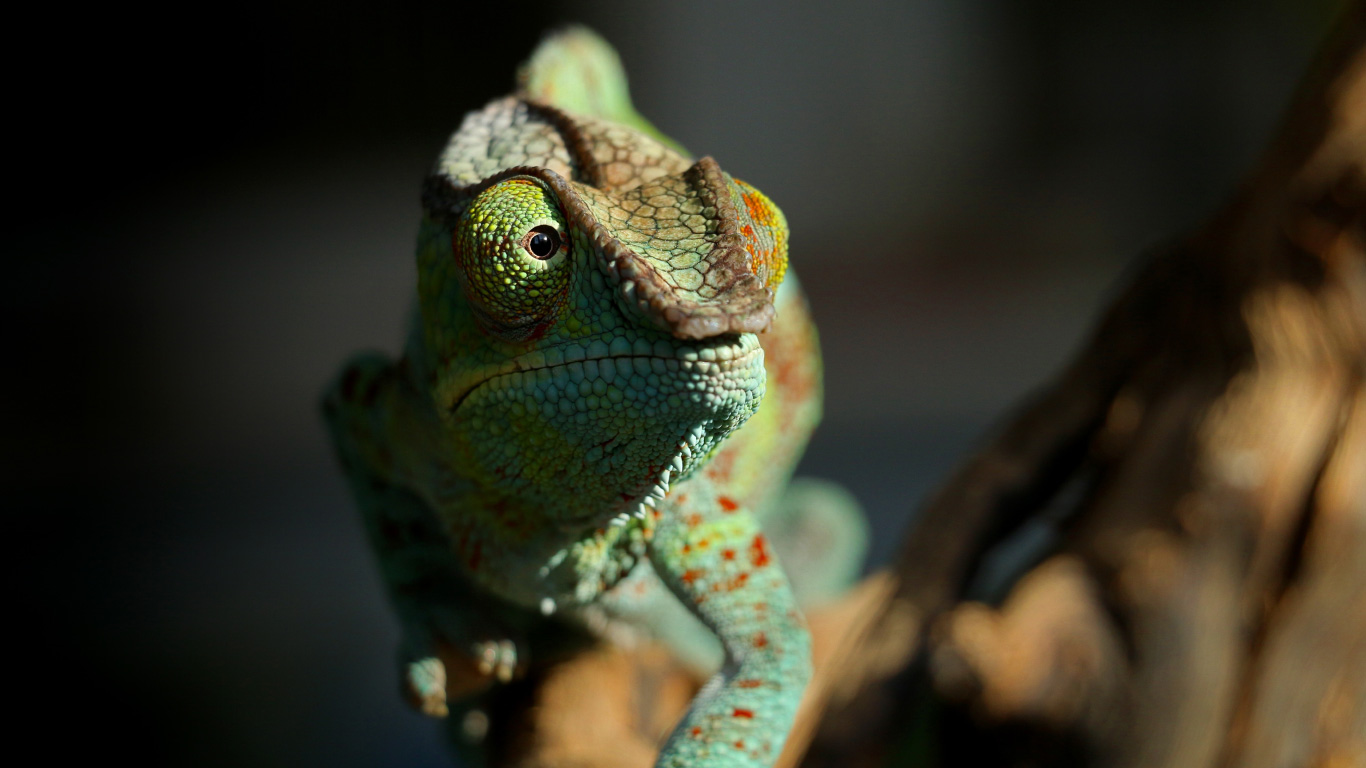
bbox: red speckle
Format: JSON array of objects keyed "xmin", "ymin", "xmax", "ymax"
[
  {"xmin": 686, "ymin": 513, "xmax": 703, "ymax": 528},
  {"xmin": 724, "ymin": 572, "xmax": 750, "ymax": 591},
  {"xmin": 675, "ymin": 494, "xmax": 688, "ymax": 504},
  {"xmin": 722, "ymin": 549, "xmax": 735, "ymax": 561},
  {"xmin": 749, "ymin": 534, "xmax": 771, "ymax": 567},
  {"xmin": 690, "ymin": 727, "xmax": 703, "ymax": 738},
  {"xmin": 752, "ymin": 632, "xmax": 768, "ymax": 649},
  {"xmin": 681, "ymin": 569, "xmax": 702, "ymax": 585},
  {"xmin": 734, "ymin": 740, "xmax": 745, "ymax": 749},
  {"xmin": 522, "ymin": 317, "xmax": 553, "ymax": 343},
  {"xmin": 736, "ymin": 679, "xmax": 762, "ymax": 689},
  {"xmin": 718, "ymin": 496, "xmax": 739, "ymax": 512},
  {"xmin": 732, "ymin": 708, "xmax": 754, "ymax": 719}
]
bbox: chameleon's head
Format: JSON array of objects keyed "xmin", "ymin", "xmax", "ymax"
[{"xmin": 417, "ymin": 102, "xmax": 789, "ymax": 526}]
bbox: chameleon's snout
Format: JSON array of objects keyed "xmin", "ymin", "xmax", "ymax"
[{"xmin": 587, "ymin": 157, "xmax": 787, "ymax": 340}]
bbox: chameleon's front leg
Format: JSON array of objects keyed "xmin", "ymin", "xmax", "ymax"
[
  {"xmin": 648, "ymin": 485, "xmax": 812, "ymax": 768},
  {"xmin": 324, "ymin": 354, "xmax": 531, "ymax": 716}
]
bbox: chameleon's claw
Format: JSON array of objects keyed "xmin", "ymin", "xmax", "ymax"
[
  {"xmin": 495, "ymin": 639, "xmax": 517, "ymax": 682},
  {"xmin": 404, "ymin": 656, "xmax": 450, "ymax": 718},
  {"xmin": 473, "ymin": 638, "xmax": 520, "ymax": 682},
  {"xmin": 475, "ymin": 641, "xmax": 499, "ymax": 676}
]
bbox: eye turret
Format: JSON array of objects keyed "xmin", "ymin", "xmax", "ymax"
[{"xmin": 453, "ymin": 178, "xmax": 572, "ymax": 336}]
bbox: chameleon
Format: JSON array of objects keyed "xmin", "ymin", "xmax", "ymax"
[{"xmin": 324, "ymin": 27, "xmax": 866, "ymax": 768}]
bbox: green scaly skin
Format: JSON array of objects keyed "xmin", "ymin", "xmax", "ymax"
[{"xmin": 324, "ymin": 27, "xmax": 866, "ymax": 768}]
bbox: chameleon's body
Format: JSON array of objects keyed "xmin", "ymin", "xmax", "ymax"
[{"xmin": 325, "ymin": 28, "xmax": 864, "ymax": 768}]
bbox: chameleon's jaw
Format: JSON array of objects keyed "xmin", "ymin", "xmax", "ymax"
[
  {"xmin": 446, "ymin": 333, "xmax": 761, "ymax": 416},
  {"xmin": 445, "ymin": 333, "xmax": 765, "ymax": 524}
]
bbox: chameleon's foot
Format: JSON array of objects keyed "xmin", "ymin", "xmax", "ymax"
[
  {"xmin": 399, "ymin": 617, "xmax": 528, "ymax": 717},
  {"xmin": 404, "ymin": 656, "xmax": 450, "ymax": 717},
  {"xmin": 400, "ymin": 640, "xmax": 520, "ymax": 717},
  {"xmin": 473, "ymin": 638, "xmax": 520, "ymax": 683}
]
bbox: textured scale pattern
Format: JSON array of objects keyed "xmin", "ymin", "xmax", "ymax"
[
  {"xmin": 436, "ymin": 98, "xmax": 581, "ymax": 186},
  {"xmin": 455, "ymin": 179, "xmax": 573, "ymax": 332},
  {"xmin": 324, "ymin": 26, "xmax": 865, "ymax": 768}
]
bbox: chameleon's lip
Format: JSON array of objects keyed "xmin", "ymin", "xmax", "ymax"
[{"xmin": 448, "ymin": 333, "xmax": 762, "ymax": 416}]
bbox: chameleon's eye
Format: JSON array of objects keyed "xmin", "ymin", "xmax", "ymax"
[
  {"xmin": 453, "ymin": 177, "xmax": 573, "ymax": 337},
  {"xmin": 523, "ymin": 225, "xmax": 562, "ymax": 259}
]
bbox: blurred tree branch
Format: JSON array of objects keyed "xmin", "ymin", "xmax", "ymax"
[
  {"xmin": 469, "ymin": 4, "xmax": 1365, "ymax": 767},
  {"xmin": 808, "ymin": 4, "xmax": 1365, "ymax": 766}
]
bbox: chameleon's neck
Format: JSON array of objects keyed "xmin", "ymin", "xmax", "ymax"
[{"xmin": 432, "ymin": 479, "xmax": 657, "ymax": 609}]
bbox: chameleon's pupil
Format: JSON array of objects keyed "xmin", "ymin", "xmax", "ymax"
[{"xmin": 527, "ymin": 230, "xmax": 558, "ymax": 259}]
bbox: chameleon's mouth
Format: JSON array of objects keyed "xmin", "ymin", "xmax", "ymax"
[
  {"xmin": 448, "ymin": 333, "xmax": 763, "ymax": 417},
  {"xmin": 446, "ymin": 332, "xmax": 766, "ymax": 532}
]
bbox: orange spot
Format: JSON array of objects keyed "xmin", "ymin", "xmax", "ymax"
[
  {"xmin": 734, "ymin": 740, "xmax": 745, "ymax": 749},
  {"xmin": 749, "ymin": 534, "xmax": 771, "ymax": 568},
  {"xmin": 718, "ymin": 496, "xmax": 739, "ymax": 512},
  {"xmin": 690, "ymin": 727, "xmax": 703, "ymax": 738},
  {"xmin": 675, "ymin": 494, "xmax": 688, "ymax": 505},
  {"xmin": 686, "ymin": 513, "xmax": 703, "ymax": 528},
  {"xmin": 681, "ymin": 569, "xmax": 702, "ymax": 585},
  {"xmin": 696, "ymin": 538, "xmax": 711, "ymax": 550},
  {"xmin": 732, "ymin": 708, "xmax": 754, "ymax": 719},
  {"xmin": 724, "ymin": 572, "xmax": 750, "ymax": 591},
  {"xmin": 742, "ymin": 192, "xmax": 775, "ymax": 225},
  {"xmin": 736, "ymin": 679, "xmax": 762, "ymax": 689},
  {"xmin": 722, "ymin": 549, "xmax": 735, "ymax": 561},
  {"xmin": 753, "ymin": 632, "xmax": 768, "ymax": 649}
]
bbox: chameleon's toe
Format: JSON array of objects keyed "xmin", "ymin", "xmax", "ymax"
[
  {"xmin": 404, "ymin": 656, "xmax": 450, "ymax": 718},
  {"xmin": 474, "ymin": 638, "xmax": 520, "ymax": 682}
]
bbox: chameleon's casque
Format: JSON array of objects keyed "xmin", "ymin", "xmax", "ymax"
[{"xmin": 325, "ymin": 27, "xmax": 865, "ymax": 768}]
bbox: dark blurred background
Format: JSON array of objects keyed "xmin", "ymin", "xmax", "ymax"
[{"xmin": 8, "ymin": 1, "xmax": 1342, "ymax": 764}]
